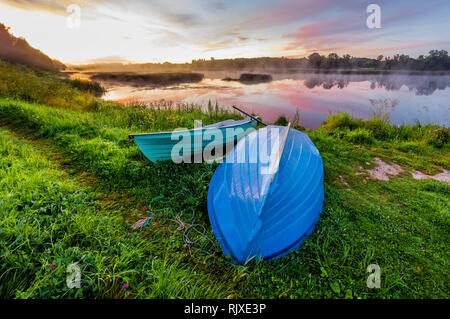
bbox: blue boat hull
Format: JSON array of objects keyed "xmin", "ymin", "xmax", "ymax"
[
  {"xmin": 207, "ymin": 125, "xmax": 324, "ymax": 264},
  {"xmin": 130, "ymin": 118, "xmax": 257, "ymax": 163}
]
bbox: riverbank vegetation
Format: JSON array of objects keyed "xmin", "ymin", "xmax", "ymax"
[
  {"xmin": 0, "ymin": 60, "xmax": 448, "ymax": 298},
  {"xmin": 0, "ymin": 60, "xmax": 105, "ymax": 109}
]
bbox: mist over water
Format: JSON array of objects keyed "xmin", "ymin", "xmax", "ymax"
[{"xmin": 99, "ymin": 72, "xmax": 450, "ymax": 129}]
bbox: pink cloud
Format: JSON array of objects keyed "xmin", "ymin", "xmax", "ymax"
[{"xmin": 361, "ymin": 41, "xmax": 450, "ymax": 53}]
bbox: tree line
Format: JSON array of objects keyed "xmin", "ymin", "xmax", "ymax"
[
  {"xmin": 191, "ymin": 51, "xmax": 450, "ymax": 71},
  {"xmin": 77, "ymin": 50, "xmax": 450, "ymax": 73}
]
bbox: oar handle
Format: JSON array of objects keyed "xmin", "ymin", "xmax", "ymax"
[{"xmin": 232, "ymin": 105, "xmax": 267, "ymax": 126}]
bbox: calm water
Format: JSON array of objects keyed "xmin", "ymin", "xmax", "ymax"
[{"xmin": 100, "ymin": 72, "xmax": 450, "ymax": 129}]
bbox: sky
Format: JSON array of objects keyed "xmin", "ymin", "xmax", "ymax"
[{"xmin": 1, "ymin": 0, "xmax": 450, "ymax": 64}]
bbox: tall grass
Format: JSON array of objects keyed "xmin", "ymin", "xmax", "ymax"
[
  {"xmin": 0, "ymin": 98, "xmax": 227, "ymax": 215},
  {"xmin": 320, "ymin": 112, "xmax": 449, "ymax": 148},
  {"xmin": 0, "ymin": 128, "xmax": 235, "ymax": 298},
  {"xmin": 0, "ymin": 60, "xmax": 101, "ymax": 110}
]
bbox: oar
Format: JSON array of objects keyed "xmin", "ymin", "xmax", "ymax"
[{"xmin": 232, "ymin": 105, "xmax": 268, "ymax": 126}]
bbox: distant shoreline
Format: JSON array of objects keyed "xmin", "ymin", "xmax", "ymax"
[
  {"xmin": 65, "ymin": 68, "xmax": 450, "ymax": 77},
  {"xmin": 285, "ymin": 68, "xmax": 450, "ymax": 75}
]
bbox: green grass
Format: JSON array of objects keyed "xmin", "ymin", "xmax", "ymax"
[
  {"xmin": 0, "ymin": 60, "xmax": 449, "ymax": 299},
  {"xmin": 0, "ymin": 128, "xmax": 239, "ymax": 298},
  {"xmin": 0, "ymin": 60, "xmax": 101, "ymax": 110}
]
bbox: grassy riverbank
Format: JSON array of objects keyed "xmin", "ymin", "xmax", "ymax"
[{"xmin": 0, "ymin": 60, "xmax": 448, "ymax": 298}]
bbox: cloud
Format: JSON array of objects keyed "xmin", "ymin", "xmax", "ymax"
[
  {"xmin": 2, "ymin": 0, "xmax": 205, "ymax": 26},
  {"xmin": 210, "ymin": 1, "xmax": 227, "ymax": 11},
  {"xmin": 2, "ymin": 0, "xmax": 450, "ymax": 62},
  {"xmin": 280, "ymin": 1, "xmax": 450, "ymax": 57},
  {"xmin": 199, "ymin": 32, "xmax": 257, "ymax": 52},
  {"xmin": 121, "ymin": 0, "xmax": 207, "ymax": 28},
  {"xmin": 81, "ymin": 55, "xmax": 131, "ymax": 64},
  {"xmin": 239, "ymin": 0, "xmax": 362, "ymax": 30},
  {"xmin": 1, "ymin": 0, "xmax": 99, "ymax": 15},
  {"xmin": 151, "ymin": 29, "xmax": 187, "ymax": 47},
  {"xmin": 361, "ymin": 41, "xmax": 450, "ymax": 54},
  {"xmin": 281, "ymin": 14, "xmax": 374, "ymax": 55},
  {"xmin": 161, "ymin": 12, "xmax": 203, "ymax": 27},
  {"xmin": 201, "ymin": 39, "xmax": 235, "ymax": 52}
]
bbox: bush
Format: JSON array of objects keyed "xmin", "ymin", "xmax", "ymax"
[
  {"xmin": 63, "ymin": 78, "xmax": 105, "ymax": 97},
  {"xmin": 396, "ymin": 125, "xmax": 417, "ymax": 141},
  {"xmin": 343, "ymin": 128, "xmax": 374, "ymax": 144},
  {"xmin": 321, "ymin": 113, "xmax": 360, "ymax": 131},
  {"xmin": 363, "ymin": 117, "xmax": 392, "ymax": 140},
  {"xmin": 426, "ymin": 127, "xmax": 449, "ymax": 148},
  {"xmin": 274, "ymin": 115, "xmax": 289, "ymax": 126}
]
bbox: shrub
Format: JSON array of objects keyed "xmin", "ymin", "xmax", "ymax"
[
  {"xmin": 321, "ymin": 112, "xmax": 360, "ymax": 131},
  {"xmin": 396, "ymin": 125, "xmax": 417, "ymax": 141},
  {"xmin": 343, "ymin": 128, "xmax": 374, "ymax": 144},
  {"xmin": 63, "ymin": 78, "xmax": 105, "ymax": 96},
  {"xmin": 426, "ymin": 127, "xmax": 449, "ymax": 148},
  {"xmin": 86, "ymin": 98, "xmax": 101, "ymax": 111},
  {"xmin": 274, "ymin": 115, "xmax": 289, "ymax": 126},
  {"xmin": 363, "ymin": 117, "xmax": 392, "ymax": 140}
]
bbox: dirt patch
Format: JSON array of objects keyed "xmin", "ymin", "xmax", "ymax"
[
  {"xmin": 367, "ymin": 157, "xmax": 404, "ymax": 181},
  {"xmin": 411, "ymin": 169, "xmax": 450, "ymax": 183},
  {"xmin": 364, "ymin": 157, "xmax": 450, "ymax": 183}
]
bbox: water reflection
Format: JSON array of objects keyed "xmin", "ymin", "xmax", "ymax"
[
  {"xmin": 99, "ymin": 73, "xmax": 450, "ymax": 129},
  {"xmin": 285, "ymin": 73, "xmax": 450, "ymax": 96}
]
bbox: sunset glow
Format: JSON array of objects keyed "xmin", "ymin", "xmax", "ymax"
[{"xmin": 2, "ymin": 0, "xmax": 450, "ymax": 64}]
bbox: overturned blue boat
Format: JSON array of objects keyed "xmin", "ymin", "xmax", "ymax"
[
  {"xmin": 129, "ymin": 117, "xmax": 257, "ymax": 163},
  {"xmin": 207, "ymin": 124, "xmax": 324, "ymax": 264}
]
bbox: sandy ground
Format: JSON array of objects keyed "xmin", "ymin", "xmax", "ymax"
[
  {"xmin": 367, "ymin": 157, "xmax": 404, "ymax": 181},
  {"xmin": 366, "ymin": 157, "xmax": 450, "ymax": 183},
  {"xmin": 411, "ymin": 169, "xmax": 450, "ymax": 183}
]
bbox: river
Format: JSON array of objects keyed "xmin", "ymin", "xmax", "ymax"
[{"xmin": 97, "ymin": 72, "xmax": 450, "ymax": 129}]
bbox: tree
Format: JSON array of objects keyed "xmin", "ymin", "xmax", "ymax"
[
  {"xmin": 307, "ymin": 52, "xmax": 323, "ymax": 68},
  {"xmin": 327, "ymin": 53, "xmax": 339, "ymax": 69}
]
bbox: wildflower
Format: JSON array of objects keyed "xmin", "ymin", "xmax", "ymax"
[
  {"xmin": 50, "ymin": 263, "xmax": 56, "ymax": 268},
  {"xmin": 123, "ymin": 283, "xmax": 129, "ymax": 289}
]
